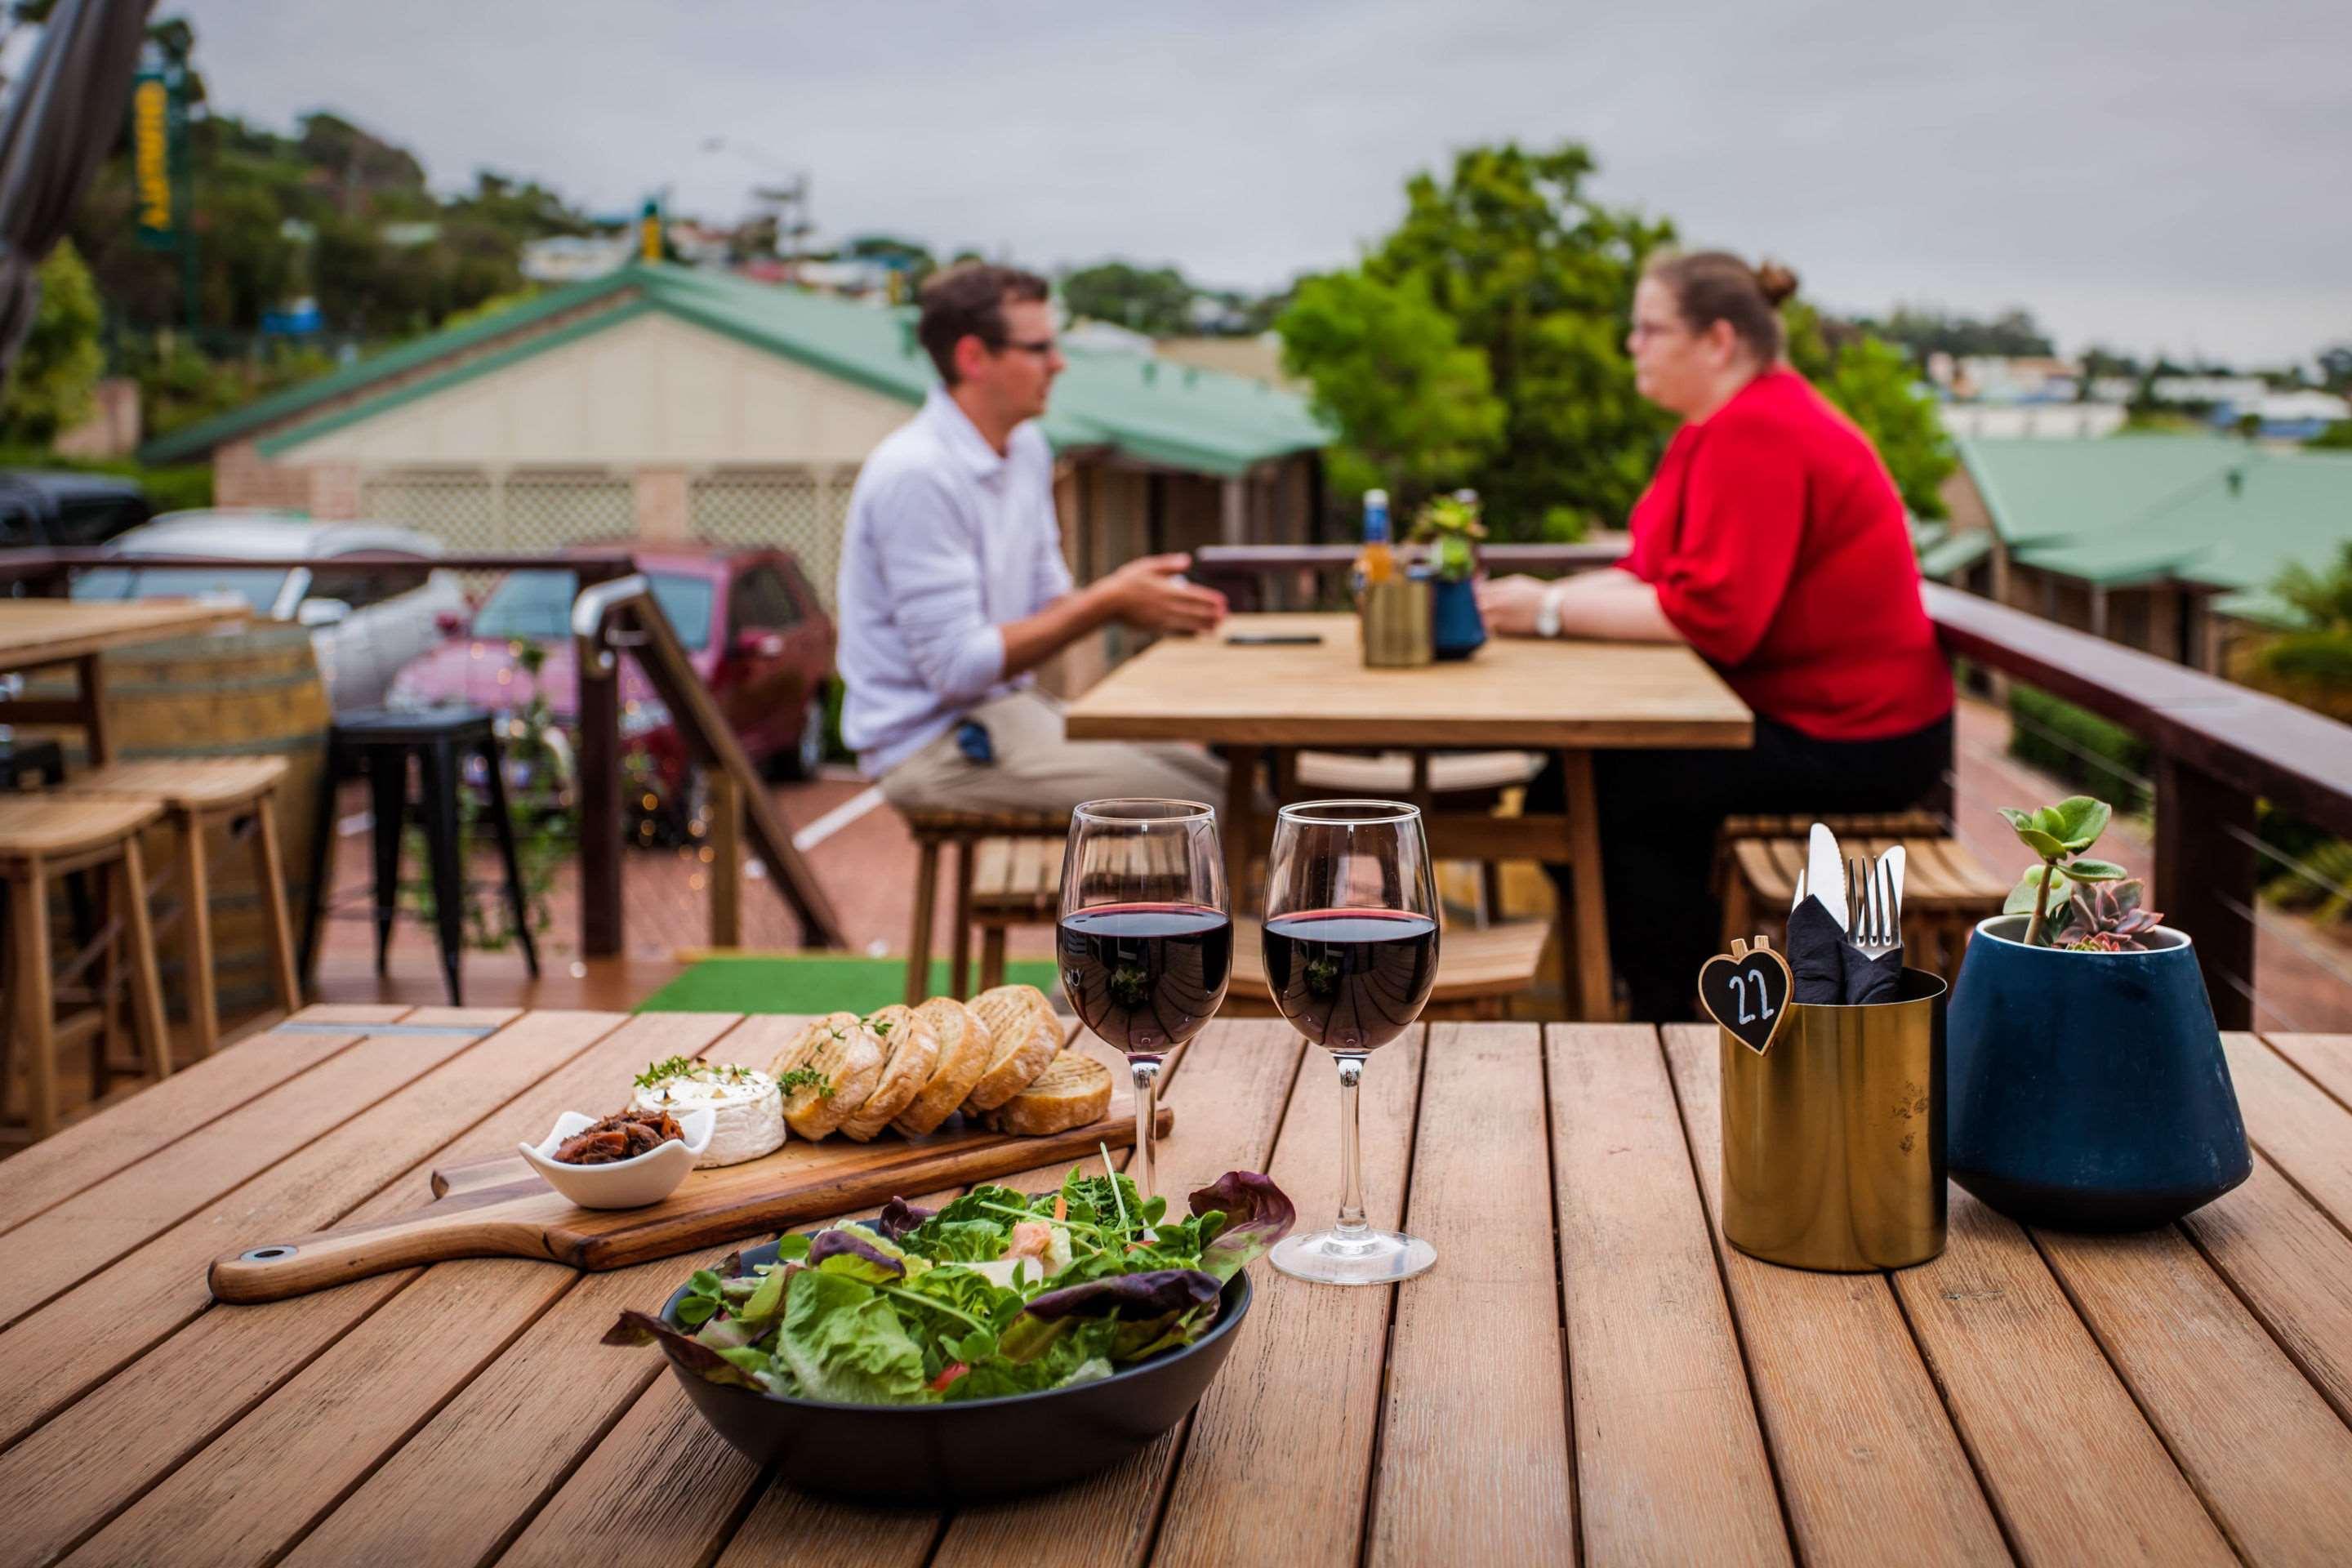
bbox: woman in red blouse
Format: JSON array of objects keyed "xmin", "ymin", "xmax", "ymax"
[{"xmin": 1479, "ymin": 252, "xmax": 1953, "ymax": 1020}]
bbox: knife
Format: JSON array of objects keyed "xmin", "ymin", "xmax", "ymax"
[
  {"xmin": 1882, "ymin": 844, "xmax": 1906, "ymax": 930},
  {"xmin": 1807, "ymin": 822, "xmax": 1847, "ymax": 932}
]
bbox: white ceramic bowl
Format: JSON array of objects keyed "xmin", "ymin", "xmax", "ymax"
[{"xmin": 519, "ymin": 1107, "xmax": 715, "ymax": 1209}]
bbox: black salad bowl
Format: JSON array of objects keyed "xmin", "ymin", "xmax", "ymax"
[{"xmin": 655, "ymin": 1239, "xmax": 1255, "ymax": 1505}]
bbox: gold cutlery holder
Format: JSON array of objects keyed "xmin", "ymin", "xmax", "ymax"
[
  {"xmin": 1720, "ymin": 970, "xmax": 1947, "ymax": 1272},
  {"xmin": 1360, "ymin": 577, "xmax": 1432, "ymax": 667}
]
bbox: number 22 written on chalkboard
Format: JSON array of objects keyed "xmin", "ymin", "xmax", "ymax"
[{"xmin": 1729, "ymin": 970, "xmax": 1775, "ymax": 1025}]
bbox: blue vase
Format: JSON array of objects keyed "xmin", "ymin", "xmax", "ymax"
[
  {"xmin": 1946, "ymin": 915, "xmax": 2250, "ymax": 1231},
  {"xmin": 1428, "ymin": 575, "xmax": 1486, "ymax": 661}
]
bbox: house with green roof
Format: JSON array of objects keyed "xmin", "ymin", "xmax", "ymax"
[
  {"xmin": 1932, "ymin": 435, "xmax": 2352, "ymax": 670},
  {"xmin": 144, "ymin": 262, "xmax": 1333, "ymax": 621}
]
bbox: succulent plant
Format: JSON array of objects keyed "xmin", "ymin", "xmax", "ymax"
[
  {"xmin": 2064, "ymin": 879, "xmax": 2166, "ymax": 951},
  {"xmin": 1999, "ymin": 795, "xmax": 2136, "ymax": 947},
  {"xmin": 1410, "ymin": 490, "xmax": 1487, "ymax": 582}
]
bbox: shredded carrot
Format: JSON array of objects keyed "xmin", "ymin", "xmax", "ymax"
[{"xmin": 1054, "ymin": 1195, "xmax": 1067, "ymax": 1221}]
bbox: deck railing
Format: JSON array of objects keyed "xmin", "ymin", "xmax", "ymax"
[
  {"xmin": 1193, "ymin": 542, "xmax": 2352, "ymax": 1031},
  {"xmin": 2, "ymin": 546, "xmax": 845, "ymax": 964}
]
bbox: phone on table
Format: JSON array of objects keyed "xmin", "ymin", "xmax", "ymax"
[{"xmin": 1224, "ymin": 632, "xmax": 1325, "ymax": 646}]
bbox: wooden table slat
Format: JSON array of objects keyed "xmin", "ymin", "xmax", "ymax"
[
  {"xmin": 2259, "ymin": 1032, "xmax": 2352, "ymax": 1115},
  {"xmin": 2182, "ymin": 1154, "xmax": 2352, "ymax": 1428},
  {"xmin": 1547, "ymin": 1024, "xmax": 1790, "ymax": 1565},
  {"xmin": 0, "ymin": 1024, "xmax": 373, "ymax": 1238},
  {"xmin": 0, "ymin": 1010, "xmax": 624, "ymax": 1452},
  {"xmin": 1891, "ymin": 1191, "xmax": 2234, "ymax": 1565},
  {"xmin": 0, "ymin": 1023, "xmax": 496, "ymax": 1330},
  {"xmin": 1659, "ymin": 1025, "xmax": 2011, "ymax": 1567},
  {"xmin": 1365, "ymin": 1023, "xmax": 1571, "ymax": 1566},
  {"xmin": 2032, "ymin": 1223, "xmax": 2352, "ymax": 1563},
  {"xmin": 0, "ymin": 601, "xmax": 248, "ymax": 671},
  {"xmin": 1151, "ymin": 1029, "xmax": 1425, "ymax": 1568},
  {"xmin": 2223, "ymin": 1032, "xmax": 2352, "ymax": 1236},
  {"xmin": 0, "ymin": 1009, "xmax": 638, "ymax": 1568}
]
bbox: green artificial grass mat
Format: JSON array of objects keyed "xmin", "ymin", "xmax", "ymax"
[{"xmin": 635, "ymin": 956, "xmax": 1061, "ymax": 1015}]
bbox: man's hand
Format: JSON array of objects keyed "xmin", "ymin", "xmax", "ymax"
[
  {"xmin": 1475, "ymin": 573, "xmax": 1552, "ymax": 637},
  {"xmin": 1102, "ymin": 552, "xmax": 1227, "ymax": 634}
]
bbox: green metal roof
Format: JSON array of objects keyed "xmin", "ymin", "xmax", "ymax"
[
  {"xmin": 1957, "ymin": 435, "xmax": 2352, "ymax": 617},
  {"xmin": 147, "ymin": 263, "xmax": 1330, "ymax": 479},
  {"xmin": 1916, "ymin": 529, "xmax": 1994, "ymax": 581}
]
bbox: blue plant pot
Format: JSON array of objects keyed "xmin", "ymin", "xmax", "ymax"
[
  {"xmin": 1428, "ymin": 575, "xmax": 1486, "ymax": 661},
  {"xmin": 1946, "ymin": 915, "xmax": 2249, "ymax": 1232}
]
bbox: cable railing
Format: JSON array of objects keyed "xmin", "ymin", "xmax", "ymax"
[{"xmin": 1192, "ymin": 543, "xmax": 2352, "ymax": 1033}]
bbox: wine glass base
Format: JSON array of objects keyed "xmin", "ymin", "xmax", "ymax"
[{"xmin": 1270, "ymin": 1227, "xmax": 1436, "ymax": 1285}]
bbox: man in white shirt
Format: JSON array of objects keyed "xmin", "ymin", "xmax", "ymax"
[{"xmin": 837, "ymin": 263, "xmax": 1230, "ymax": 814}]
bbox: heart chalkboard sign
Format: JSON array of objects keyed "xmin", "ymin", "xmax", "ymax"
[{"xmin": 1699, "ymin": 942, "xmax": 1793, "ymax": 1056}]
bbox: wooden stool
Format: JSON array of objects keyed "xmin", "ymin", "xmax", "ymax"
[
  {"xmin": 1290, "ymin": 750, "xmax": 1546, "ymax": 925},
  {"xmin": 1721, "ymin": 832, "xmax": 2010, "ymax": 983},
  {"xmin": 900, "ymin": 808, "xmax": 1068, "ymax": 1004},
  {"xmin": 60, "ymin": 757, "xmax": 302, "ymax": 1057},
  {"xmin": 1217, "ymin": 916, "xmax": 1549, "ymax": 1022},
  {"xmin": 971, "ymin": 835, "xmax": 1067, "ymax": 991},
  {"xmin": 0, "ymin": 796, "xmax": 171, "ymax": 1142}
]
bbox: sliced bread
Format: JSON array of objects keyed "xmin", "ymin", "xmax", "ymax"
[
  {"xmin": 770, "ymin": 1011, "xmax": 887, "ymax": 1140},
  {"xmin": 982, "ymin": 1049, "xmax": 1113, "ymax": 1135},
  {"xmin": 893, "ymin": 996, "xmax": 997, "ymax": 1137},
  {"xmin": 836, "ymin": 1004, "xmax": 941, "ymax": 1142},
  {"xmin": 962, "ymin": 984, "xmax": 1065, "ymax": 1112}
]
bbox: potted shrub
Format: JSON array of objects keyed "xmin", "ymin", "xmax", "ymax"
[
  {"xmin": 1945, "ymin": 795, "xmax": 2251, "ymax": 1230},
  {"xmin": 1409, "ymin": 490, "xmax": 1486, "ymax": 660}
]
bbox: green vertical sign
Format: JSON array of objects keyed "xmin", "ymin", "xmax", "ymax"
[{"xmin": 131, "ymin": 62, "xmax": 183, "ymax": 252}]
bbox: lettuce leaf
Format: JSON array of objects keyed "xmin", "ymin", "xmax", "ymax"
[
  {"xmin": 603, "ymin": 1309, "xmax": 764, "ymax": 1392},
  {"xmin": 808, "ymin": 1228, "xmax": 908, "ymax": 1284},
  {"xmin": 1187, "ymin": 1172, "xmax": 1296, "ymax": 1282},
  {"xmin": 773, "ymin": 1269, "xmax": 938, "ymax": 1404}
]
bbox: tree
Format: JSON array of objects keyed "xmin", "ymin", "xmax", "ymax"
[
  {"xmin": 1060, "ymin": 261, "xmax": 1196, "ymax": 336},
  {"xmin": 1855, "ymin": 305, "xmax": 2056, "ymax": 363},
  {"xmin": 1785, "ymin": 302, "xmax": 1957, "ymax": 518},
  {"xmin": 1276, "ymin": 271, "xmax": 1505, "ymax": 504},
  {"xmin": 0, "ymin": 240, "xmax": 103, "ymax": 445},
  {"xmin": 2318, "ymin": 344, "xmax": 2352, "ymax": 393},
  {"xmin": 1353, "ymin": 141, "xmax": 1677, "ymax": 538}
]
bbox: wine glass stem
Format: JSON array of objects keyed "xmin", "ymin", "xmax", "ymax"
[
  {"xmin": 1130, "ymin": 1055, "xmax": 1161, "ymax": 1199},
  {"xmin": 1334, "ymin": 1054, "xmax": 1368, "ymax": 1239}
]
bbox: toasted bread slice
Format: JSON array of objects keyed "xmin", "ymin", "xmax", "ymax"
[
  {"xmin": 982, "ymin": 1049, "xmax": 1113, "ymax": 1135},
  {"xmin": 892, "ymin": 997, "xmax": 996, "ymax": 1137},
  {"xmin": 771, "ymin": 1011, "xmax": 887, "ymax": 1139},
  {"xmin": 837, "ymin": 1004, "xmax": 941, "ymax": 1142},
  {"xmin": 962, "ymin": 984, "xmax": 1064, "ymax": 1112}
]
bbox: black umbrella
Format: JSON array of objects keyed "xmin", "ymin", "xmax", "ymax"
[{"xmin": 0, "ymin": 0, "xmax": 154, "ymax": 384}]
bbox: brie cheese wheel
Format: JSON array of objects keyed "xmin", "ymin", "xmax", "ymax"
[{"xmin": 630, "ymin": 1063, "xmax": 784, "ymax": 1168}]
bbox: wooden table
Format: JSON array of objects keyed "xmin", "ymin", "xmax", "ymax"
[
  {"xmin": 0, "ymin": 600, "xmax": 248, "ymax": 766},
  {"xmin": 10, "ymin": 1007, "xmax": 2352, "ymax": 1566},
  {"xmin": 1065, "ymin": 612, "xmax": 1753, "ymax": 1018}
]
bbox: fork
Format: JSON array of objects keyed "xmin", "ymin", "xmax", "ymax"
[{"xmin": 1844, "ymin": 855, "xmax": 1903, "ymax": 962}]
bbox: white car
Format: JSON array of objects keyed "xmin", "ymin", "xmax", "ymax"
[{"xmin": 72, "ymin": 513, "xmax": 470, "ymax": 714}]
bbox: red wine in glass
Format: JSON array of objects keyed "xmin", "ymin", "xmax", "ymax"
[
  {"xmin": 1261, "ymin": 908, "xmax": 1438, "ymax": 1054},
  {"xmin": 1058, "ymin": 902, "xmax": 1233, "ymax": 1056}
]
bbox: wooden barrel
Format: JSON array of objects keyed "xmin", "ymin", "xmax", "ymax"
[{"xmin": 28, "ymin": 624, "xmax": 331, "ymax": 1019}]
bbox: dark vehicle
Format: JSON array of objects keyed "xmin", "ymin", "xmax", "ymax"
[
  {"xmin": 389, "ymin": 540, "xmax": 835, "ymax": 833},
  {"xmin": 0, "ymin": 470, "xmax": 151, "ymax": 550}
]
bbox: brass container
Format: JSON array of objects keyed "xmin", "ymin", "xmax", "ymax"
[
  {"xmin": 1360, "ymin": 577, "xmax": 1432, "ymax": 667},
  {"xmin": 1720, "ymin": 970, "xmax": 1948, "ymax": 1271}
]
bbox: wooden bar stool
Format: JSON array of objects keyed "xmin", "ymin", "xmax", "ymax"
[
  {"xmin": 900, "ymin": 808, "xmax": 1069, "ymax": 1004},
  {"xmin": 60, "ymin": 757, "xmax": 302, "ymax": 1056},
  {"xmin": 971, "ymin": 835, "xmax": 1067, "ymax": 992},
  {"xmin": 1226, "ymin": 915, "xmax": 1550, "ymax": 1022},
  {"xmin": 0, "ymin": 795, "xmax": 171, "ymax": 1142}
]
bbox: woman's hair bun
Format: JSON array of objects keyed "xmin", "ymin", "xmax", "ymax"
[{"xmin": 1752, "ymin": 260, "xmax": 1800, "ymax": 308}]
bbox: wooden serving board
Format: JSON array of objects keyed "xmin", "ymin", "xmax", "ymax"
[{"xmin": 207, "ymin": 1095, "xmax": 1170, "ymax": 1304}]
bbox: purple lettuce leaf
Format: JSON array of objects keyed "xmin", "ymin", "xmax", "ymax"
[
  {"xmin": 808, "ymin": 1227, "xmax": 907, "ymax": 1282},
  {"xmin": 603, "ymin": 1308, "xmax": 763, "ymax": 1390},
  {"xmin": 1187, "ymin": 1171, "xmax": 1296, "ymax": 1281},
  {"xmin": 873, "ymin": 1196, "xmax": 937, "ymax": 1241}
]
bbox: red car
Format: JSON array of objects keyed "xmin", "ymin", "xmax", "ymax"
[{"xmin": 388, "ymin": 541, "xmax": 835, "ymax": 831}]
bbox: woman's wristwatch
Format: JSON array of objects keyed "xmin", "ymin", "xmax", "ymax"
[{"xmin": 1534, "ymin": 582, "xmax": 1570, "ymax": 639}]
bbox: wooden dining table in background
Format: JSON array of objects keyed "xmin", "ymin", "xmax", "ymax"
[
  {"xmin": 7, "ymin": 1005, "xmax": 2352, "ymax": 1565},
  {"xmin": 0, "ymin": 599, "xmax": 250, "ymax": 765},
  {"xmin": 1063, "ymin": 612, "xmax": 1753, "ymax": 1019}
]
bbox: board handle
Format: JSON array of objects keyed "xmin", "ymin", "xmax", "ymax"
[{"xmin": 208, "ymin": 1213, "xmax": 478, "ymax": 1303}]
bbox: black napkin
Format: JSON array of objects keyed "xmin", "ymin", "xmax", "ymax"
[
  {"xmin": 1786, "ymin": 898, "xmax": 1846, "ymax": 1004},
  {"xmin": 1786, "ymin": 897, "xmax": 1906, "ymax": 1004}
]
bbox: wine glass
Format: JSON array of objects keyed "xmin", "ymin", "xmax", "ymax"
[
  {"xmin": 1056, "ymin": 799, "xmax": 1231, "ymax": 1200},
  {"xmin": 1263, "ymin": 800, "xmax": 1441, "ymax": 1285}
]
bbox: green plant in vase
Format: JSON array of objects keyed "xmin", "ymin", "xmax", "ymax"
[
  {"xmin": 1998, "ymin": 795, "xmax": 2163, "ymax": 949},
  {"xmin": 1408, "ymin": 490, "xmax": 1486, "ymax": 581}
]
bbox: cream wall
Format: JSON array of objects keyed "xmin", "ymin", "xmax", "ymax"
[{"xmin": 277, "ymin": 310, "xmax": 915, "ymax": 467}]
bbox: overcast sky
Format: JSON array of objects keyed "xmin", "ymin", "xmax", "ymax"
[{"xmin": 172, "ymin": 0, "xmax": 2351, "ymax": 365}]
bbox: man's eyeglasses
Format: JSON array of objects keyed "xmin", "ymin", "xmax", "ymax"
[{"xmin": 998, "ymin": 336, "xmax": 1059, "ymax": 359}]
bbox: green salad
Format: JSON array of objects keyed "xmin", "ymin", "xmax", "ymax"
[{"xmin": 607, "ymin": 1165, "xmax": 1294, "ymax": 1405}]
